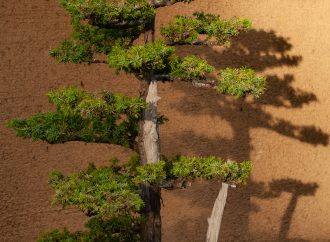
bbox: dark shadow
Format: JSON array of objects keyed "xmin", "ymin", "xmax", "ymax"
[
  {"xmin": 258, "ymin": 179, "xmax": 319, "ymax": 242},
  {"xmin": 258, "ymin": 75, "xmax": 317, "ymax": 108},
  {"xmin": 177, "ymin": 29, "xmax": 302, "ymax": 71},
  {"xmin": 160, "ymin": 29, "xmax": 328, "ymax": 241}
]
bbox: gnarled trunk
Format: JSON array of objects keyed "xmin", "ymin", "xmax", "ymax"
[
  {"xmin": 139, "ymin": 79, "xmax": 161, "ymax": 242},
  {"xmin": 138, "ymin": 15, "xmax": 162, "ymax": 241},
  {"xmin": 206, "ymin": 182, "xmax": 229, "ymax": 242}
]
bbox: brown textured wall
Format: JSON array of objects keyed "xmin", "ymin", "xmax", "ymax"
[{"xmin": 1, "ymin": 1, "xmax": 329, "ymax": 241}]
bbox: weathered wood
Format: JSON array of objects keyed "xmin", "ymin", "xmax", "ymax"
[
  {"xmin": 143, "ymin": 80, "xmax": 160, "ymax": 164},
  {"xmin": 206, "ymin": 182, "xmax": 229, "ymax": 242},
  {"xmin": 139, "ymin": 16, "xmax": 162, "ymax": 242}
]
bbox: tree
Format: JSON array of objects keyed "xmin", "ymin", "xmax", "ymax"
[{"xmin": 6, "ymin": 0, "xmax": 266, "ymax": 241}]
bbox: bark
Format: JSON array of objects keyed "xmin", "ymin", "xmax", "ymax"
[
  {"xmin": 139, "ymin": 16, "xmax": 162, "ymax": 242},
  {"xmin": 206, "ymin": 182, "xmax": 229, "ymax": 242},
  {"xmin": 143, "ymin": 80, "xmax": 160, "ymax": 164},
  {"xmin": 140, "ymin": 184, "xmax": 162, "ymax": 242}
]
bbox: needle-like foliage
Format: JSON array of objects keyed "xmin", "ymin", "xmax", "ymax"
[
  {"xmin": 217, "ymin": 67, "xmax": 266, "ymax": 98},
  {"xmin": 7, "ymin": 0, "xmax": 266, "ymax": 240},
  {"xmin": 161, "ymin": 12, "xmax": 252, "ymax": 45},
  {"xmin": 7, "ymin": 87, "xmax": 145, "ymax": 147}
]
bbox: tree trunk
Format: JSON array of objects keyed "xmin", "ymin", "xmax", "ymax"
[
  {"xmin": 140, "ymin": 184, "xmax": 162, "ymax": 242},
  {"xmin": 206, "ymin": 182, "xmax": 229, "ymax": 242},
  {"xmin": 139, "ymin": 80, "xmax": 162, "ymax": 242},
  {"xmin": 139, "ymin": 15, "xmax": 162, "ymax": 241},
  {"xmin": 143, "ymin": 80, "xmax": 160, "ymax": 164}
]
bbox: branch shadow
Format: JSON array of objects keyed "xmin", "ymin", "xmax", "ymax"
[
  {"xmin": 259, "ymin": 179, "xmax": 319, "ymax": 242},
  {"xmin": 160, "ymin": 29, "xmax": 328, "ymax": 241},
  {"xmin": 177, "ymin": 29, "xmax": 302, "ymax": 71}
]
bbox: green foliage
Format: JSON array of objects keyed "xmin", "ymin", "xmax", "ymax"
[
  {"xmin": 195, "ymin": 12, "xmax": 251, "ymax": 45},
  {"xmin": 59, "ymin": 0, "xmax": 155, "ymax": 27},
  {"xmin": 49, "ymin": 164, "xmax": 144, "ymax": 218},
  {"xmin": 108, "ymin": 41, "xmax": 214, "ymax": 80},
  {"xmin": 42, "ymin": 154, "xmax": 251, "ymax": 240},
  {"xmin": 161, "ymin": 11, "xmax": 251, "ymax": 45},
  {"xmin": 160, "ymin": 16, "xmax": 199, "ymax": 44},
  {"xmin": 133, "ymin": 161, "xmax": 167, "ymax": 185},
  {"xmin": 132, "ymin": 156, "xmax": 252, "ymax": 186},
  {"xmin": 37, "ymin": 229, "xmax": 76, "ymax": 242},
  {"xmin": 107, "ymin": 41, "xmax": 175, "ymax": 75},
  {"xmin": 6, "ymin": 87, "xmax": 145, "ymax": 147},
  {"xmin": 70, "ymin": 18, "xmax": 138, "ymax": 54},
  {"xmin": 171, "ymin": 156, "xmax": 252, "ymax": 185},
  {"xmin": 49, "ymin": 41, "xmax": 93, "ymax": 64},
  {"xmin": 217, "ymin": 67, "xmax": 266, "ymax": 98},
  {"xmin": 37, "ymin": 216, "xmax": 140, "ymax": 242},
  {"xmin": 170, "ymin": 55, "xmax": 214, "ymax": 80}
]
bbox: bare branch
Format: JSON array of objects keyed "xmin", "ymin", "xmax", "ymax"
[
  {"xmin": 91, "ymin": 60, "xmax": 107, "ymax": 64},
  {"xmin": 89, "ymin": 19, "xmax": 145, "ymax": 29},
  {"xmin": 167, "ymin": 40, "xmax": 219, "ymax": 46},
  {"xmin": 153, "ymin": 74, "xmax": 218, "ymax": 89},
  {"xmin": 151, "ymin": 0, "xmax": 194, "ymax": 8}
]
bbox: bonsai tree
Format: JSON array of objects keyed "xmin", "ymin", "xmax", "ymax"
[{"xmin": 7, "ymin": 0, "xmax": 266, "ymax": 241}]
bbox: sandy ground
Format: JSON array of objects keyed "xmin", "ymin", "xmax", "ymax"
[{"xmin": 1, "ymin": 0, "xmax": 329, "ymax": 241}]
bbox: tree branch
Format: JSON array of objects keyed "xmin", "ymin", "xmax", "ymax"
[
  {"xmin": 167, "ymin": 40, "xmax": 219, "ymax": 46},
  {"xmin": 151, "ymin": 0, "xmax": 193, "ymax": 8},
  {"xmin": 153, "ymin": 74, "xmax": 218, "ymax": 89},
  {"xmin": 91, "ymin": 60, "xmax": 107, "ymax": 64},
  {"xmin": 89, "ymin": 19, "xmax": 145, "ymax": 29}
]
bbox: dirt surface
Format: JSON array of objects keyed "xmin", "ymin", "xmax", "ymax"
[{"xmin": 1, "ymin": 0, "xmax": 329, "ymax": 241}]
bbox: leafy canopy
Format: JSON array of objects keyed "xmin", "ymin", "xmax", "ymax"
[
  {"xmin": 108, "ymin": 41, "xmax": 215, "ymax": 80},
  {"xmin": 49, "ymin": 164, "xmax": 144, "ymax": 218},
  {"xmin": 40, "ymin": 153, "xmax": 252, "ymax": 242},
  {"xmin": 217, "ymin": 67, "xmax": 266, "ymax": 98},
  {"xmin": 7, "ymin": 87, "xmax": 145, "ymax": 147},
  {"xmin": 134, "ymin": 156, "xmax": 252, "ymax": 186},
  {"xmin": 37, "ymin": 216, "xmax": 140, "ymax": 242},
  {"xmin": 161, "ymin": 12, "xmax": 252, "ymax": 45},
  {"xmin": 47, "ymin": 155, "xmax": 251, "ymax": 219}
]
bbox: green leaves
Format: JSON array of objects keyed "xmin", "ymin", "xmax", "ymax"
[
  {"xmin": 47, "ymin": 156, "xmax": 251, "ymax": 219},
  {"xmin": 60, "ymin": 0, "xmax": 155, "ymax": 27},
  {"xmin": 107, "ymin": 41, "xmax": 175, "ymax": 75},
  {"xmin": 133, "ymin": 161, "xmax": 167, "ymax": 185},
  {"xmin": 170, "ymin": 55, "xmax": 214, "ymax": 80},
  {"xmin": 160, "ymin": 16, "xmax": 199, "ymax": 44},
  {"xmin": 42, "ymin": 154, "xmax": 251, "ymax": 240},
  {"xmin": 49, "ymin": 164, "xmax": 144, "ymax": 218},
  {"xmin": 217, "ymin": 67, "xmax": 266, "ymax": 98},
  {"xmin": 49, "ymin": 41, "xmax": 93, "ymax": 64},
  {"xmin": 161, "ymin": 11, "xmax": 252, "ymax": 45},
  {"xmin": 37, "ymin": 216, "xmax": 140, "ymax": 242},
  {"xmin": 195, "ymin": 12, "xmax": 251, "ymax": 45},
  {"xmin": 171, "ymin": 156, "xmax": 252, "ymax": 185},
  {"xmin": 132, "ymin": 156, "xmax": 252, "ymax": 186},
  {"xmin": 7, "ymin": 87, "xmax": 145, "ymax": 147}
]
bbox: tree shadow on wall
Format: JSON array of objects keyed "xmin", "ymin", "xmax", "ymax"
[
  {"xmin": 259, "ymin": 179, "xmax": 319, "ymax": 242},
  {"xmin": 177, "ymin": 29, "xmax": 302, "ymax": 71},
  {"xmin": 161, "ymin": 29, "xmax": 328, "ymax": 242}
]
